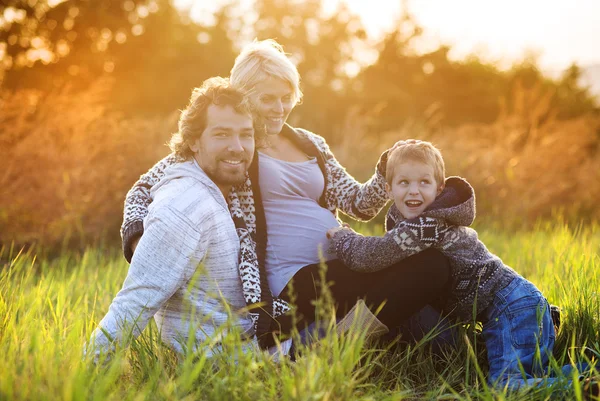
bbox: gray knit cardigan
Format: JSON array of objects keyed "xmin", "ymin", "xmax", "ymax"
[{"xmin": 88, "ymin": 161, "xmax": 257, "ymax": 359}]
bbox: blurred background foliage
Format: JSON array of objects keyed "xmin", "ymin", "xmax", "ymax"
[{"xmin": 1, "ymin": 0, "xmax": 599, "ymax": 251}]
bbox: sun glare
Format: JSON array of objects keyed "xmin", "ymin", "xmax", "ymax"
[
  {"xmin": 174, "ymin": 0, "xmax": 598, "ymax": 70},
  {"xmin": 336, "ymin": 0, "xmax": 600, "ymax": 70}
]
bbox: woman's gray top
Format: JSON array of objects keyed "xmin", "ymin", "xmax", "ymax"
[{"xmin": 258, "ymin": 152, "xmax": 340, "ymax": 296}]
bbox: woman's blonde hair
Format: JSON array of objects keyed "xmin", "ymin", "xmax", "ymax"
[{"xmin": 230, "ymin": 39, "xmax": 303, "ymax": 106}]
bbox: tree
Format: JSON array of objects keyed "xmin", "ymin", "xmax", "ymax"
[
  {"xmin": 107, "ymin": 0, "xmax": 239, "ymax": 114},
  {"xmin": 355, "ymin": 11, "xmax": 430, "ymax": 132},
  {"xmin": 1, "ymin": 0, "xmax": 240, "ymax": 115},
  {"xmin": 555, "ymin": 63, "xmax": 598, "ymax": 119},
  {"xmin": 1, "ymin": 0, "xmax": 150, "ymax": 88},
  {"xmin": 251, "ymin": 0, "xmax": 368, "ymax": 139}
]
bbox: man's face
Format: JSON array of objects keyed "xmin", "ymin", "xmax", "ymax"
[{"xmin": 190, "ymin": 104, "xmax": 255, "ymax": 194}]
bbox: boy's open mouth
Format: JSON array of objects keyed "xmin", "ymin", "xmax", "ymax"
[{"xmin": 405, "ymin": 200, "xmax": 423, "ymax": 207}]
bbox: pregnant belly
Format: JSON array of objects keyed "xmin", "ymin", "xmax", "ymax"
[{"xmin": 263, "ymin": 199, "xmax": 341, "ymax": 294}]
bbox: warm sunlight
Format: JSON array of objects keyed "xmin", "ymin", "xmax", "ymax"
[
  {"xmin": 180, "ymin": 0, "xmax": 599, "ymax": 70},
  {"xmin": 3, "ymin": 1, "xmax": 600, "ymax": 399},
  {"xmin": 335, "ymin": 0, "xmax": 600, "ymax": 70}
]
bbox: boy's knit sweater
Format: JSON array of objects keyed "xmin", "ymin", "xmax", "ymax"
[{"xmin": 330, "ymin": 177, "xmax": 519, "ymax": 321}]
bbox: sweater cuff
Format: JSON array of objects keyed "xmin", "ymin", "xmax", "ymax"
[
  {"xmin": 122, "ymin": 220, "xmax": 144, "ymax": 263},
  {"xmin": 329, "ymin": 228, "xmax": 354, "ymax": 257}
]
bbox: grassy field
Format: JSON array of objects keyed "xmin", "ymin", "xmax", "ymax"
[{"xmin": 1, "ymin": 221, "xmax": 599, "ymax": 400}]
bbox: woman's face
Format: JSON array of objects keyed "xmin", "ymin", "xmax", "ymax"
[{"xmin": 250, "ymin": 76, "xmax": 295, "ymax": 136}]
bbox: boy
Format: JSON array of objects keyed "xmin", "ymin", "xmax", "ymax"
[{"xmin": 327, "ymin": 139, "xmax": 556, "ymax": 389}]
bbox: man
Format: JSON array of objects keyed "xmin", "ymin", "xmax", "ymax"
[{"xmin": 86, "ymin": 77, "xmax": 258, "ymax": 361}]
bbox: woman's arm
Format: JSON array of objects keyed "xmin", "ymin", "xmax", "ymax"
[
  {"xmin": 307, "ymin": 131, "xmax": 391, "ymax": 220},
  {"xmin": 121, "ymin": 153, "xmax": 180, "ymax": 262},
  {"xmin": 329, "ymin": 216, "xmax": 448, "ymax": 272}
]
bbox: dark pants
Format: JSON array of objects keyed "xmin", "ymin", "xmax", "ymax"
[{"xmin": 277, "ymin": 248, "xmax": 451, "ymax": 334}]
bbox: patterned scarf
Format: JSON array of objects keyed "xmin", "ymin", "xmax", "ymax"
[
  {"xmin": 225, "ymin": 124, "xmax": 388, "ymax": 348},
  {"xmin": 228, "ymin": 178, "xmax": 291, "ymax": 348}
]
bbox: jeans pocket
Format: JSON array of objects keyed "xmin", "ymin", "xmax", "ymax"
[{"xmin": 506, "ymin": 295, "xmax": 546, "ymax": 349}]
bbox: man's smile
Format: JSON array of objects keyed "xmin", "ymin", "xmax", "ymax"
[{"xmin": 222, "ymin": 159, "xmax": 244, "ymax": 165}]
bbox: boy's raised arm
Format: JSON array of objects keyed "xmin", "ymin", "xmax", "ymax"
[
  {"xmin": 328, "ymin": 216, "xmax": 448, "ymax": 272},
  {"xmin": 121, "ymin": 154, "xmax": 180, "ymax": 262}
]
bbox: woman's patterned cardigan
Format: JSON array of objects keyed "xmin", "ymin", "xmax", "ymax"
[{"xmin": 120, "ymin": 124, "xmax": 391, "ymax": 347}]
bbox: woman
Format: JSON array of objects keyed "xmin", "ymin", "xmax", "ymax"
[{"xmin": 121, "ymin": 39, "xmax": 450, "ymax": 348}]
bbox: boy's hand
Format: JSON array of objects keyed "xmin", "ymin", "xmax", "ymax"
[{"xmin": 327, "ymin": 224, "xmax": 352, "ymax": 239}]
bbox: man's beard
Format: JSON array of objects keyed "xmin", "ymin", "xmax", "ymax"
[
  {"xmin": 209, "ymin": 167, "xmax": 247, "ymax": 187},
  {"xmin": 204, "ymin": 152, "xmax": 251, "ymax": 188}
]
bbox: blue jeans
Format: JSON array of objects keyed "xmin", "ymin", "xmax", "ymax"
[{"xmin": 481, "ymin": 276, "xmax": 556, "ymax": 389}]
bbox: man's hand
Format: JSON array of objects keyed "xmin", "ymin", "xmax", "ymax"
[{"xmin": 131, "ymin": 236, "xmax": 141, "ymax": 255}]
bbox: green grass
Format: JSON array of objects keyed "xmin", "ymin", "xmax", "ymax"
[{"xmin": 1, "ymin": 221, "xmax": 599, "ymax": 400}]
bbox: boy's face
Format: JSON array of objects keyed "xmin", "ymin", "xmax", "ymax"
[{"xmin": 386, "ymin": 160, "xmax": 444, "ymax": 219}]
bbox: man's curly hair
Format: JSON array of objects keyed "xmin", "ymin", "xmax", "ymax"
[{"xmin": 169, "ymin": 76, "xmax": 252, "ymax": 159}]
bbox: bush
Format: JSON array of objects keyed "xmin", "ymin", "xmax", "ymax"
[
  {"xmin": 0, "ymin": 79, "xmax": 176, "ymax": 250},
  {"xmin": 332, "ymin": 85, "xmax": 600, "ymax": 226},
  {"xmin": 1, "ymin": 80, "xmax": 599, "ymax": 251}
]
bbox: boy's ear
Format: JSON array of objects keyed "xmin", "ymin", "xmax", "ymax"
[
  {"xmin": 385, "ymin": 182, "xmax": 392, "ymax": 199},
  {"xmin": 437, "ymin": 182, "xmax": 445, "ymax": 196}
]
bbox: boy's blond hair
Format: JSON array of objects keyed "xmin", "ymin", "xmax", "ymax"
[{"xmin": 386, "ymin": 140, "xmax": 445, "ymax": 186}]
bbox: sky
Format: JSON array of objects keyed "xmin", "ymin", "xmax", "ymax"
[
  {"xmin": 334, "ymin": 0, "xmax": 600, "ymax": 71},
  {"xmin": 177, "ymin": 0, "xmax": 600, "ymax": 71}
]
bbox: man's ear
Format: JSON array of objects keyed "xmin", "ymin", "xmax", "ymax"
[{"xmin": 189, "ymin": 138, "xmax": 201, "ymax": 153}]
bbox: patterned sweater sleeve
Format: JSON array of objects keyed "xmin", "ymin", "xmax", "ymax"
[
  {"xmin": 309, "ymin": 131, "xmax": 390, "ymax": 220},
  {"xmin": 86, "ymin": 206, "xmax": 205, "ymax": 363},
  {"xmin": 121, "ymin": 153, "xmax": 180, "ymax": 262},
  {"xmin": 330, "ymin": 217, "xmax": 447, "ymax": 272}
]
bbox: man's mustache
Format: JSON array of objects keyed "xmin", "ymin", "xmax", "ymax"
[{"xmin": 222, "ymin": 151, "xmax": 252, "ymax": 162}]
